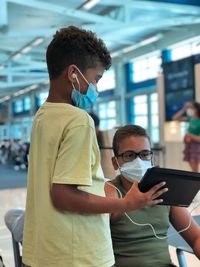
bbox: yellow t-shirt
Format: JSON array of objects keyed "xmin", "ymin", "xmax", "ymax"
[{"xmin": 22, "ymin": 102, "xmax": 114, "ymax": 267}]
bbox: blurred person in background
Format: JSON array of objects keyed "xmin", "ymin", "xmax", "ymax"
[{"xmin": 173, "ymin": 101, "xmax": 200, "ymax": 172}]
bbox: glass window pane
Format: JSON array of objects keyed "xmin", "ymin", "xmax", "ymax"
[
  {"xmin": 151, "ymin": 102, "xmax": 158, "ymax": 115},
  {"xmin": 132, "ymin": 53, "xmax": 161, "ymax": 82},
  {"xmin": 134, "ymin": 116, "xmax": 148, "ymax": 129},
  {"xmin": 134, "ymin": 95, "xmax": 147, "ymax": 104},
  {"xmin": 24, "ymin": 97, "xmax": 31, "ymax": 111},
  {"xmin": 134, "ymin": 103, "xmax": 147, "ymax": 115},
  {"xmin": 98, "ymin": 101, "xmax": 116, "ymax": 130},
  {"xmin": 97, "ymin": 68, "xmax": 116, "ymax": 92},
  {"xmin": 151, "ymin": 128, "xmax": 159, "ymax": 144},
  {"xmin": 14, "ymin": 99, "xmax": 23, "ymax": 113},
  {"xmin": 108, "ymin": 101, "xmax": 115, "ymax": 109},
  {"xmin": 133, "ymin": 59, "xmax": 147, "ymax": 72},
  {"xmin": 148, "ymin": 68, "xmax": 159, "ymax": 79},
  {"xmin": 171, "ymin": 44, "xmax": 191, "ymax": 61},
  {"xmin": 152, "ymin": 115, "xmax": 159, "ymax": 127},
  {"xmin": 107, "ymin": 109, "xmax": 116, "ymax": 117},
  {"xmin": 192, "ymin": 43, "xmax": 200, "ymax": 55},
  {"xmin": 151, "ymin": 93, "xmax": 157, "ymax": 101},
  {"xmin": 99, "ymin": 109, "xmax": 107, "ymax": 118}
]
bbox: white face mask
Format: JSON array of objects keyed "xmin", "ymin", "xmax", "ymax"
[
  {"xmin": 120, "ymin": 158, "xmax": 152, "ymax": 182},
  {"xmin": 186, "ymin": 108, "xmax": 195, "ymax": 117}
]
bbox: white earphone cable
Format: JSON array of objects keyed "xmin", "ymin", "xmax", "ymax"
[{"xmin": 106, "ymin": 181, "xmax": 200, "ymax": 240}]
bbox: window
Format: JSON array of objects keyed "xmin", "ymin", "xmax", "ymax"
[
  {"xmin": 131, "ymin": 53, "xmax": 161, "ymax": 83},
  {"xmin": 130, "ymin": 93, "xmax": 159, "ymax": 144},
  {"xmin": 150, "ymin": 93, "xmax": 159, "ymax": 143},
  {"xmin": 97, "ymin": 67, "xmax": 116, "ymax": 92},
  {"xmin": 132, "ymin": 95, "xmax": 148, "ymax": 129},
  {"xmin": 98, "ymin": 101, "xmax": 117, "ymax": 130},
  {"xmin": 171, "ymin": 44, "xmax": 191, "ymax": 61},
  {"xmin": 24, "ymin": 97, "xmax": 31, "ymax": 111},
  {"xmin": 14, "ymin": 99, "xmax": 23, "ymax": 113},
  {"xmin": 170, "ymin": 36, "xmax": 200, "ymax": 61},
  {"xmin": 37, "ymin": 91, "xmax": 48, "ymax": 107}
]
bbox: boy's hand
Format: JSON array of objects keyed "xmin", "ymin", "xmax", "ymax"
[{"xmin": 124, "ymin": 181, "xmax": 168, "ymax": 211}]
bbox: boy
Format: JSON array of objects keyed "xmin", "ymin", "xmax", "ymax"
[
  {"xmin": 22, "ymin": 26, "xmax": 166, "ymax": 267},
  {"xmin": 105, "ymin": 125, "xmax": 200, "ymax": 267}
]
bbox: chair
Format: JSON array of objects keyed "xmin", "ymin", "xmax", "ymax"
[
  {"xmin": 0, "ymin": 255, "xmax": 5, "ymax": 267},
  {"xmin": 168, "ymin": 215, "xmax": 200, "ymax": 267},
  {"xmin": 11, "ymin": 234, "xmax": 22, "ymax": 267},
  {"xmin": 4, "ymin": 209, "xmax": 24, "ymax": 267}
]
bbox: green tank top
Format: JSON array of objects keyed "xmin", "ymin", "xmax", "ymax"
[
  {"xmin": 188, "ymin": 117, "xmax": 200, "ymax": 136},
  {"xmin": 110, "ymin": 176, "xmax": 174, "ymax": 267}
]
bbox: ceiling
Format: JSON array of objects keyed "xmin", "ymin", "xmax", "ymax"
[{"xmin": 1, "ymin": 0, "xmax": 200, "ymax": 100}]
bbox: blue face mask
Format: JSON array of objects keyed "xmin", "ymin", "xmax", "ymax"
[{"xmin": 71, "ymin": 68, "xmax": 99, "ymax": 110}]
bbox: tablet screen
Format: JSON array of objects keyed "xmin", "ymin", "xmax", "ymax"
[{"xmin": 138, "ymin": 167, "xmax": 200, "ymax": 207}]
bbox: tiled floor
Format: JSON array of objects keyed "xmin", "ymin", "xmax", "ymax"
[{"xmin": 0, "ymin": 165, "xmax": 200, "ymax": 266}]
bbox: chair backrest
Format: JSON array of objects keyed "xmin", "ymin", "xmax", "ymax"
[
  {"xmin": 11, "ymin": 234, "xmax": 22, "ymax": 267},
  {"xmin": 0, "ymin": 255, "xmax": 5, "ymax": 267}
]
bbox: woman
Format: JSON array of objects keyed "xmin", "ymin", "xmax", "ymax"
[{"xmin": 173, "ymin": 101, "xmax": 200, "ymax": 172}]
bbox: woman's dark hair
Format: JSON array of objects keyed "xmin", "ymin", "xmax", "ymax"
[
  {"xmin": 112, "ymin": 125, "xmax": 151, "ymax": 156},
  {"xmin": 193, "ymin": 102, "xmax": 200, "ymax": 117},
  {"xmin": 46, "ymin": 26, "xmax": 111, "ymax": 80}
]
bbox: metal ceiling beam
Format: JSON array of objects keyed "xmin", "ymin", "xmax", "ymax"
[
  {"xmin": 0, "ymin": 78, "xmax": 47, "ymax": 89},
  {"xmin": 133, "ymin": 0, "xmax": 200, "ymax": 15},
  {"xmin": 102, "ymin": 15, "xmax": 200, "ymax": 41},
  {"xmin": 0, "ymin": 0, "xmax": 8, "ymax": 30},
  {"xmin": 0, "ymin": 71, "xmax": 47, "ymax": 78},
  {"xmin": 6, "ymin": 0, "xmax": 123, "ymax": 25},
  {"xmin": 99, "ymin": 0, "xmax": 200, "ymax": 15}
]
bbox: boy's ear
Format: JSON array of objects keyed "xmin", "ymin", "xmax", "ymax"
[
  {"xmin": 67, "ymin": 64, "xmax": 77, "ymax": 82},
  {"xmin": 112, "ymin": 156, "xmax": 119, "ymax": 170}
]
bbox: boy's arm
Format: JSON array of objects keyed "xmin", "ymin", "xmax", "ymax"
[
  {"xmin": 170, "ymin": 207, "xmax": 200, "ymax": 259},
  {"xmin": 104, "ymin": 182, "xmax": 122, "ymax": 219},
  {"xmin": 51, "ymin": 181, "xmax": 167, "ymax": 214}
]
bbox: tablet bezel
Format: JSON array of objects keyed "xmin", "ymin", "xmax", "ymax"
[{"xmin": 138, "ymin": 167, "xmax": 200, "ymax": 207}]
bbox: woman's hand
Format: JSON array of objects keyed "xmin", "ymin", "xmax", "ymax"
[{"xmin": 184, "ymin": 133, "xmax": 192, "ymax": 143}]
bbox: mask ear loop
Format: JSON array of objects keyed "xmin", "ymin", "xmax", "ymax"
[
  {"xmin": 72, "ymin": 75, "xmax": 81, "ymax": 107},
  {"xmin": 75, "ymin": 66, "xmax": 90, "ymax": 86},
  {"xmin": 114, "ymin": 156, "xmax": 122, "ymax": 174}
]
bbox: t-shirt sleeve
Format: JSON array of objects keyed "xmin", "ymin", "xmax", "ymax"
[{"xmin": 52, "ymin": 124, "xmax": 94, "ymax": 186}]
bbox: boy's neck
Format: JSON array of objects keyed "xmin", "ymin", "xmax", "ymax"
[{"xmin": 47, "ymin": 79, "xmax": 73, "ymax": 104}]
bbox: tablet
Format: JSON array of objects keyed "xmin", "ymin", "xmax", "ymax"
[{"xmin": 138, "ymin": 167, "xmax": 200, "ymax": 207}]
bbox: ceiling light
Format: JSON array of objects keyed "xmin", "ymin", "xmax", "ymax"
[
  {"xmin": 21, "ymin": 46, "xmax": 32, "ymax": 53},
  {"xmin": 32, "ymin": 37, "xmax": 44, "ymax": 46},
  {"xmin": 12, "ymin": 53, "xmax": 21, "ymax": 60},
  {"xmin": 0, "ymin": 96, "xmax": 10, "ymax": 103},
  {"xmin": 82, "ymin": 0, "xmax": 100, "ymax": 10},
  {"xmin": 111, "ymin": 51, "xmax": 122, "ymax": 58},
  {"xmin": 112, "ymin": 33, "xmax": 163, "ymax": 58},
  {"xmin": 139, "ymin": 34, "xmax": 163, "ymax": 46},
  {"xmin": 122, "ymin": 45, "xmax": 138, "ymax": 53}
]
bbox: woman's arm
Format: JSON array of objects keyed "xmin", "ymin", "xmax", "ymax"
[
  {"xmin": 172, "ymin": 102, "xmax": 190, "ymax": 121},
  {"xmin": 186, "ymin": 133, "xmax": 200, "ymax": 143},
  {"xmin": 170, "ymin": 207, "xmax": 200, "ymax": 259}
]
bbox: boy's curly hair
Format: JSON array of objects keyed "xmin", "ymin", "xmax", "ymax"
[{"xmin": 46, "ymin": 26, "xmax": 111, "ymax": 80}]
